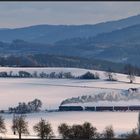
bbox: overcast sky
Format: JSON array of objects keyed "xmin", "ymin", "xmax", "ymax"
[{"xmin": 0, "ymin": 2, "xmax": 140, "ymax": 28}]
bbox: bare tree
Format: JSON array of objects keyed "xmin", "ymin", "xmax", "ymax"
[
  {"xmin": 32, "ymin": 71, "xmax": 38, "ymax": 78},
  {"xmin": 58, "ymin": 122, "xmax": 98, "ymax": 139},
  {"xmin": 33, "ymin": 119, "xmax": 54, "ymax": 139},
  {"xmin": 82, "ymin": 122, "xmax": 98, "ymax": 139},
  {"xmin": 58, "ymin": 123, "xmax": 71, "ymax": 139},
  {"xmin": 28, "ymin": 99, "xmax": 42, "ymax": 112},
  {"xmin": 70, "ymin": 124, "xmax": 83, "ymax": 139},
  {"xmin": 124, "ymin": 64, "xmax": 135, "ymax": 83},
  {"xmin": 0, "ymin": 116, "xmax": 6, "ymax": 136},
  {"xmin": 127, "ymin": 74, "xmax": 135, "ymax": 84},
  {"xmin": 104, "ymin": 68, "xmax": 116, "ymax": 81},
  {"xmin": 102, "ymin": 125, "xmax": 114, "ymax": 139},
  {"xmin": 11, "ymin": 115, "xmax": 29, "ymax": 139}
]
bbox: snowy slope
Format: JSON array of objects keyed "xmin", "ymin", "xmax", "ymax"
[
  {"xmin": 0, "ymin": 67, "xmax": 140, "ymax": 110},
  {"xmin": 0, "ymin": 66, "xmax": 140, "ymax": 83},
  {"xmin": 0, "ymin": 67, "xmax": 139, "ymax": 138}
]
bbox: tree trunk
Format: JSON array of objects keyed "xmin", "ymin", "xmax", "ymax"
[{"xmin": 19, "ymin": 132, "xmax": 21, "ymax": 139}]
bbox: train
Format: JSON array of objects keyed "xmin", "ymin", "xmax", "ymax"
[
  {"xmin": 59, "ymin": 106, "xmax": 84, "ymax": 111},
  {"xmin": 59, "ymin": 105, "xmax": 140, "ymax": 112}
]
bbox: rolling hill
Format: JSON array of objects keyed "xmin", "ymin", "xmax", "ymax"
[
  {"xmin": 53, "ymin": 24, "xmax": 140, "ymax": 65},
  {"xmin": 0, "ymin": 14, "xmax": 140, "ymax": 68},
  {"xmin": 0, "ymin": 53, "xmax": 125, "ymax": 72},
  {"xmin": 0, "ymin": 14, "xmax": 140, "ymax": 44}
]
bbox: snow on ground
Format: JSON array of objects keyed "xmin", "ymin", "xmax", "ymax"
[
  {"xmin": 0, "ymin": 78, "xmax": 97, "ymax": 110},
  {"xmin": 0, "ymin": 67, "xmax": 140, "ymax": 138},
  {"xmin": 0, "ymin": 67, "xmax": 140, "ymax": 110},
  {"xmin": 0, "ymin": 66, "xmax": 140, "ymax": 83},
  {"xmin": 0, "ymin": 112, "xmax": 139, "ymax": 138}
]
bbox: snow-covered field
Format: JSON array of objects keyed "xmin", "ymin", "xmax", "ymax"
[
  {"xmin": 0, "ymin": 67, "xmax": 140, "ymax": 110},
  {"xmin": 0, "ymin": 112, "xmax": 139, "ymax": 138},
  {"xmin": 0, "ymin": 67, "xmax": 140, "ymax": 138}
]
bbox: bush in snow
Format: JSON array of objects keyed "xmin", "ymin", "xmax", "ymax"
[
  {"xmin": 8, "ymin": 99, "xmax": 42, "ymax": 114},
  {"xmin": 79, "ymin": 71, "xmax": 99, "ymax": 79},
  {"xmin": 18, "ymin": 71, "xmax": 32, "ymax": 78},
  {"xmin": 0, "ymin": 72, "xmax": 8, "ymax": 77}
]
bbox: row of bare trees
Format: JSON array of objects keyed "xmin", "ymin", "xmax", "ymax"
[
  {"xmin": 0, "ymin": 115, "xmax": 114, "ymax": 139},
  {"xmin": 0, "ymin": 114, "xmax": 140, "ymax": 139},
  {"xmin": 0, "ymin": 115, "xmax": 53, "ymax": 139},
  {"xmin": 58, "ymin": 122, "xmax": 114, "ymax": 139}
]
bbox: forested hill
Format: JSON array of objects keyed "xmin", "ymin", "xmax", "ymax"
[
  {"xmin": 0, "ymin": 54, "xmax": 125, "ymax": 73},
  {"xmin": 53, "ymin": 24, "xmax": 140, "ymax": 65},
  {"xmin": 0, "ymin": 14, "xmax": 140, "ymax": 69},
  {"xmin": 0, "ymin": 14, "xmax": 140, "ymax": 44}
]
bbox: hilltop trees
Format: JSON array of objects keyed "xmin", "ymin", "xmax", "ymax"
[
  {"xmin": 0, "ymin": 72, "xmax": 8, "ymax": 77},
  {"xmin": 11, "ymin": 115, "xmax": 29, "ymax": 139},
  {"xmin": 18, "ymin": 71, "xmax": 32, "ymax": 78},
  {"xmin": 33, "ymin": 119, "xmax": 54, "ymax": 139},
  {"xmin": 79, "ymin": 71, "xmax": 99, "ymax": 79}
]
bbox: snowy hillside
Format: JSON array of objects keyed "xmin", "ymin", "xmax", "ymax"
[
  {"xmin": 0, "ymin": 67, "xmax": 140, "ymax": 110},
  {"xmin": 0, "ymin": 67, "xmax": 140, "ymax": 138},
  {"xmin": 0, "ymin": 66, "xmax": 140, "ymax": 82}
]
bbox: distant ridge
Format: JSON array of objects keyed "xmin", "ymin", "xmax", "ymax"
[{"xmin": 0, "ymin": 14, "xmax": 140, "ymax": 44}]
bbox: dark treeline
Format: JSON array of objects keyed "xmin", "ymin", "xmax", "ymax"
[
  {"xmin": 78, "ymin": 71, "xmax": 100, "ymax": 80},
  {"xmin": 0, "ymin": 70, "xmax": 100, "ymax": 80},
  {"xmin": 0, "ymin": 55, "xmax": 140, "ymax": 78},
  {"xmin": 0, "ymin": 71, "xmax": 74, "ymax": 78},
  {"xmin": 0, "ymin": 67, "xmax": 139, "ymax": 84},
  {"xmin": 0, "ymin": 54, "xmax": 125, "ymax": 73},
  {"xmin": 0, "ymin": 115, "xmax": 140, "ymax": 139}
]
